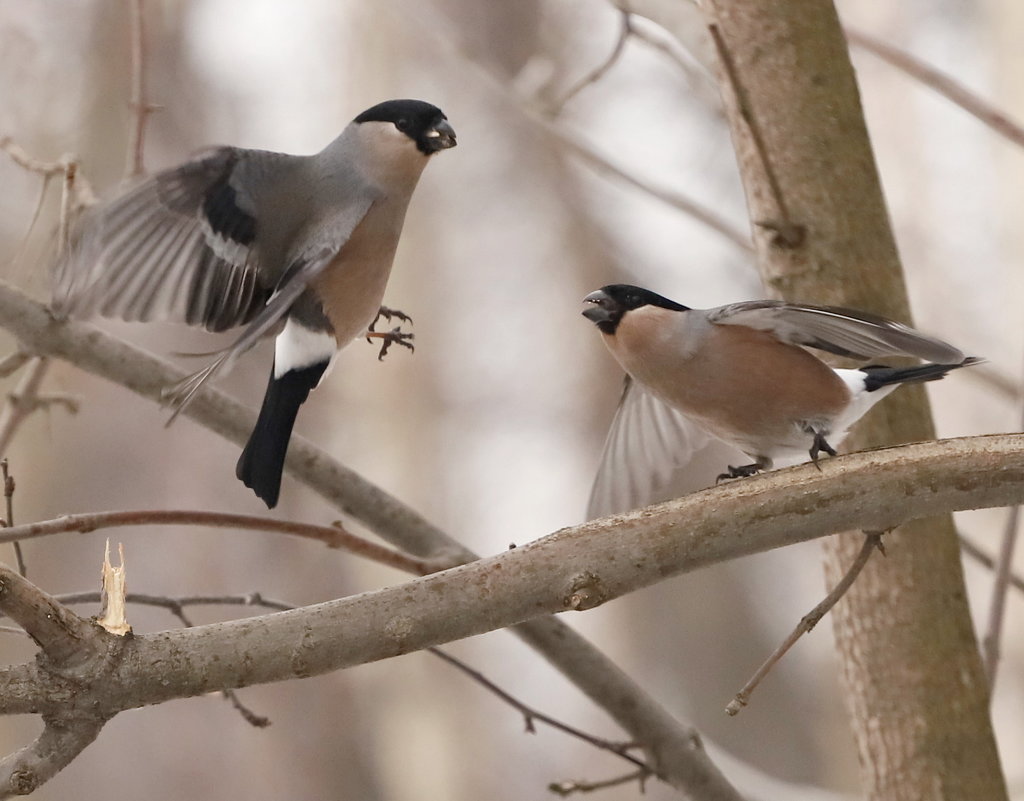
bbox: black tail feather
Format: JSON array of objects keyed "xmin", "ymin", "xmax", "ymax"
[
  {"xmin": 236, "ymin": 360, "xmax": 327, "ymax": 508},
  {"xmin": 861, "ymin": 356, "xmax": 981, "ymax": 393}
]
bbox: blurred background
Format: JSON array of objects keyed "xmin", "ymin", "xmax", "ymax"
[{"xmin": 0, "ymin": 1, "xmax": 1021, "ymax": 798}]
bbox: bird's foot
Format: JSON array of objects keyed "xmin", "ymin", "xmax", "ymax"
[
  {"xmin": 366, "ymin": 327, "xmax": 414, "ymax": 361},
  {"xmin": 369, "ymin": 305, "xmax": 413, "ymax": 333},
  {"xmin": 716, "ymin": 463, "xmax": 763, "ymax": 483},
  {"xmin": 808, "ymin": 430, "xmax": 837, "ymax": 470}
]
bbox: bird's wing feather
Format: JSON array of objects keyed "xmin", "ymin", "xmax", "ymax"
[
  {"xmin": 162, "ymin": 196, "xmax": 376, "ymax": 415},
  {"xmin": 53, "ymin": 147, "xmax": 286, "ymax": 332},
  {"xmin": 707, "ymin": 300, "xmax": 964, "ymax": 363},
  {"xmin": 587, "ymin": 377, "xmax": 746, "ymax": 520}
]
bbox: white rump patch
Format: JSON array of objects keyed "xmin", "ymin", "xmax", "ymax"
[{"xmin": 274, "ymin": 319, "xmax": 336, "ymax": 378}]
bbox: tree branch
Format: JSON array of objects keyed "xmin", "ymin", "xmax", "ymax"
[
  {"xmin": 0, "ymin": 564, "xmax": 103, "ymax": 669},
  {"xmin": 846, "ymin": 27, "xmax": 1024, "ymax": 150},
  {"xmin": 0, "ymin": 715, "xmax": 107, "ymax": 799},
  {"xmin": 1, "ymin": 433, "xmax": 1020, "ymax": 717},
  {"xmin": 0, "ymin": 509, "xmax": 434, "ymax": 576},
  {"xmin": 0, "ymin": 281, "xmax": 740, "ymax": 799}
]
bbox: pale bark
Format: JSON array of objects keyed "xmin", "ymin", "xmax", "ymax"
[{"xmin": 700, "ymin": 1, "xmax": 1007, "ymax": 799}]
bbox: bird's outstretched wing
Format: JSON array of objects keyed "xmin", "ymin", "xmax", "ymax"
[
  {"xmin": 708, "ymin": 300, "xmax": 964, "ymax": 363},
  {"xmin": 162, "ymin": 197, "xmax": 377, "ymax": 416},
  {"xmin": 53, "ymin": 147, "xmax": 287, "ymax": 332},
  {"xmin": 587, "ymin": 377, "xmax": 746, "ymax": 520}
]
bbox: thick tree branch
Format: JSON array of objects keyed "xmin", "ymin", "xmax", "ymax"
[
  {"xmin": 0, "ymin": 434, "xmax": 1020, "ymax": 718},
  {"xmin": 0, "ymin": 282, "xmax": 739, "ymax": 799}
]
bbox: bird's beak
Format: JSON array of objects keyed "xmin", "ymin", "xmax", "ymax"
[
  {"xmin": 582, "ymin": 290, "xmax": 613, "ymax": 325},
  {"xmin": 425, "ymin": 119, "xmax": 457, "ymax": 151}
]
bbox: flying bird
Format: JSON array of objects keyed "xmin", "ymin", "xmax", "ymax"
[
  {"xmin": 53, "ymin": 99, "xmax": 456, "ymax": 508},
  {"xmin": 582, "ymin": 284, "xmax": 978, "ymax": 518}
]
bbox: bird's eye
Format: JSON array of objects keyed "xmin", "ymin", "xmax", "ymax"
[{"xmin": 395, "ymin": 118, "xmax": 409, "ymax": 132}]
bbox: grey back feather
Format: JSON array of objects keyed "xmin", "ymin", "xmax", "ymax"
[{"xmin": 707, "ymin": 300, "xmax": 965, "ymax": 363}]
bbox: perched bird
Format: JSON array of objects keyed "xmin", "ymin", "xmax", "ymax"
[
  {"xmin": 582, "ymin": 284, "xmax": 978, "ymax": 518},
  {"xmin": 53, "ymin": 99, "xmax": 456, "ymax": 508}
]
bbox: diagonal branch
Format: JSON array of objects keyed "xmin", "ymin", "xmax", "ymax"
[
  {"xmin": 0, "ymin": 433, "xmax": 1020, "ymax": 718},
  {"xmin": 846, "ymin": 27, "xmax": 1024, "ymax": 150},
  {"xmin": 0, "ymin": 564, "xmax": 102, "ymax": 668},
  {"xmin": 0, "ymin": 281, "xmax": 740, "ymax": 799},
  {"xmin": 0, "ymin": 715, "xmax": 107, "ymax": 799}
]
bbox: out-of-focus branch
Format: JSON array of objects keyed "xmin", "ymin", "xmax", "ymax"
[
  {"xmin": 959, "ymin": 535, "xmax": 1024, "ymax": 595},
  {"xmin": 981, "ymin": 389, "xmax": 1024, "ymax": 690},
  {"xmin": 429, "ymin": 648, "xmax": 650, "ymax": 773},
  {"xmin": 0, "ymin": 138, "xmax": 97, "ymax": 210},
  {"xmin": 550, "ymin": 8, "xmax": 633, "ymax": 114},
  {"xmin": 847, "ymin": 27, "xmax": 1024, "ymax": 150},
  {"xmin": 125, "ymin": 0, "xmax": 160, "ymax": 178},
  {"xmin": 390, "ymin": 2, "xmax": 752, "ymax": 252},
  {"xmin": 0, "ymin": 509, "xmax": 436, "ymax": 576}
]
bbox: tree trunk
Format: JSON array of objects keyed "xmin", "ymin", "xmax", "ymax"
[{"xmin": 699, "ymin": 1, "xmax": 1007, "ymax": 798}]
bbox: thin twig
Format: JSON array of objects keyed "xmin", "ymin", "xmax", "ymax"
[
  {"xmin": 708, "ymin": 23, "xmax": 804, "ymax": 248},
  {"xmin": 846, "ymin": 27, "xmax": 1024, "ymax": 150},
  {"xmin": 125, "ymin": 0, "xmax": 159, "ymax": 178},
  {"xmin": 429, "ymin": 647, "xmax": 650, "ymax": 772},
  {"xmin": 0, "ymin": 352, "xmax": 30, "ymax": 380},
  {"xmin": 980, "ymin": 386, "xmax": 1024, "ymax": 690},
  {"xmin": 959, "ymin": 535, "xmax": 1024, "ymax": 596},
  {"xmin": 550, "ymin": 8, "xmax": 633, "ymax": 114},
  {"xmin": 383, "ymin": 1, "xmax": 751, "ymax": 252},
  {"xmin": 726, "ymin": 532, "xmax": 884, "ymax": 715},
  {"xmin": 1, "ymin": 461, "xmax": 25, "ymax": 578},
  {"xmin": 0, "ymin": 509, "xmax": 438, "ymax": 575},
  {"xmin": 0, "ymin": 357, "xmax": 53, "ymax": 459},
  {"xmin": 549, "ymin": 770, "xmax": 649, "ymax": 796}
]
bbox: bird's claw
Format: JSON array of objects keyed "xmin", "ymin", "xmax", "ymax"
[
  {"xmin": 369, "ymin": 305, "xmax": 413, "ymax": 333},
  {"xmin": 716, "ymin": 463, "xmax": 763, "ymax": 484},
  {"xmin": 808, "ymin": 430, "xmax": 837, "ymax": 468},
  {"xmin": 366, "ymin": 327, "xmax": 414, "ymax": 361}
]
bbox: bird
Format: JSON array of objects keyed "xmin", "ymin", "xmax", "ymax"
[
  {"xmin": 52, "ymin": 98, "xmax": 456, "ymax": 508},
  {"xmin": 582, "ymin": 283, "xmax": 979, "ymax": 518}
]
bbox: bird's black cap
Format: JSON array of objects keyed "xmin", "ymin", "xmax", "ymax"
[
  {"xmin": 354, "ymin": 99, "xmax": 456, "ymax": 154},
  {"xmin": 583, "ymin": 284, "xmax": 689, "ymax": 334}
]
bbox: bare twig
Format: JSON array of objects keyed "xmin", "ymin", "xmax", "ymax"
[
  {"xmin": 385, "ymin": 2, "xmax": 751, "ymax": 252},
  {"xmin": 980, "ymin": 388, "xmax": 1024, "ymax": 690},
  {"xmin": 549, "ymin": 770, "xmax": 649, "ymax": 796},
  {"xmin": 708, "ymin": 24, "xmax": 804, "ymax": 248},
  {"xmin": 959, "ymin": 535, "xmax": 1024, "ymax": 596},
  {"xmin": 0, "ymin": 352, "xmax": 30, "ymax": 380},
  {"xmin": 125, "ymin": 0, "xmax": 160, "ymax": 178},
  {"xmin": 429, "ymin": 647, "xmax": 650, "ymax": 772},
  {"xmin": 0, "ymin": 462, "xmax": 24, "ymax": 578},
  {"xmin": 847, "ymin": 27, "xmax": 1024, "ymax": 150},
  {"xmin": 0, "ymin": 509, "xmax": 437, "ymax": 576},
  {"xmin": 0, "ymin": 358, "xmax": 53, "ymax": 459},
  {"xmin": 551, "ymin": 8, "xmax": 633, "ymax": 114},
  {"xmin": 0, "ymin": 138, "xmax": 97, "ymax": 212},
  {"xmin": 726, "ymin": 532, "xmax": 884, "ymax": 715}
]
